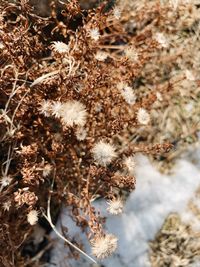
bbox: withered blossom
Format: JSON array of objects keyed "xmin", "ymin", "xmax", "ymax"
[
  {"xmin": 137, "ymin": 108, "xmax": 150, "ymax": 125},
  {"xmin": 51, "ymin": 41, "xmax": 69, "ymax": 54},
  {"xmin": 91, "ymin": 234, "xmax": 118, "ymax": 259},
  {"xmin": 107, "ymin": 197, "xmax": 124, "ymax": 215},
  {"xmin": 27, "ymin": 209, "xmax": 39, "ymax": 225},
  {"xmin": 92, "ymin": 141, "xmax": 117, "ymax": 166}
]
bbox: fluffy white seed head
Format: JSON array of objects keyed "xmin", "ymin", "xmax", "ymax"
[
  {"xmin": 27, "ymin": 210, "xmax": 39, "ymax": 225},
  {"xmin": 2, "ymin": 200, "xmax": 11, "ymax": 212},
  {"xmin": 107, "ymin": 198, "xmax": 124, "ymax": 215},
  {"xmin": 51, "ymin": 101, "xmax": 63, "ymax": 118},
  {"xmin": 91, "ymin": 234, "xmax": 118, "ymax": 259},
  {"xmin": 137, "ymin": 108, "xmax": 150, "ymax": 125},
  {"xmin": 42, "ymin": 164, "xmax": 52, "ymax": 177},
  {"xmin": 60, "ymin": 101, "xmax": 87, "ymax": 127},
  {"xmin": 95, "ymin": 51, "xmax": 108, "ymax": 61},
  {"xmin": 0, "ymin": 175, "xmax": 12, "ymax": 188},
  {"xmin": 39, "ymin": 100, "xmax": 52, "ymax": 117},
  {"xmin": 124, "ymin": 155, "xmax": 135, "ymax": 175},
  {"xmin": 92, "ymin": 141, "xmax": 117, "ymax": 166},
  {"xmin": 113, "ymin": 7, "xmax": 122, "ymax": 19},
  {"xmin": 118, "ymin": 83, "xmax": 136, "ymax": 105},
  {"xmin": 89, "ymin": 28, "xmax": 100, "ymax": 41},
  {"xmin": 51, "ymin": 41, "xmax": 69, "ymax": 54}
]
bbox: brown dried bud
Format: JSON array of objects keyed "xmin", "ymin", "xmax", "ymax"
[
  {"xmin": 111, "ymin": 173, "xmax": 136, "ymax": 190},
  {"xmin": 14, "ymin": 188, "xmax": 38, "ymax": 207},
  {"xmin": 16, "ymin": 143, "xmax": 38, "ymax": 156},
  {"xmin": 21, "ymin": 167, "xmax": 36, "ymax": 184},
  {"xmin": 21, "ymin": 164, "xmax": 43, "ymax": 185}
]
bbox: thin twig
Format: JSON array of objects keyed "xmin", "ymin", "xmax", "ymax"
[
  {"xmin": 30, "ymin": 70, "xmax": 60, "ymax": 87},
  {"xmin": 41, "ymin": 181, "xmax": 97, "ymax": 264}
]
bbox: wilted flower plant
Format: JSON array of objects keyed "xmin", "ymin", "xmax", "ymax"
[{"xmin": 0, "ymin": 0, "xmax": 175, "ymax": 266}]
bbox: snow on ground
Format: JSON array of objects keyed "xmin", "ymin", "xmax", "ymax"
[{"xmin": 48, "ymin": 145, "xmax": 200, "ymax": 267}]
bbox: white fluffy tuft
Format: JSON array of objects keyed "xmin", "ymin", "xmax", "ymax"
[
  {"xmin": 60, "ymin": 101, "xmax": 87, "ymax": 127},
  {"xmin": 137, "ymin": 108, "xmax": 150, "ymax": 125},
  {"xmin": 27, "ymin": 210, "xmax": 39, "ymax": 225},
  {"xmin": 117, "ymin": 82, "xmax": 136, "ymax": 105},
  {"xmin": 91, "ymin": 234, "xmax": 118, "ymax": 259},
  {"xmin": 39, "ymin": 100, "xmax": 52, "ymax": 117},
  {"xmin": 51, "ymin": 41, "xmax": 69, "ymax": 54},
  {"xmin": 89, "ymin": 28, "xmax": 100, "ymax": 41},
  {"xmin": 92, "ymin": 141, "xmax": 117, "ymax": 166},
  {"xmin": 107, "ymin": 198, "xmax": 124, "ymax": 215}
]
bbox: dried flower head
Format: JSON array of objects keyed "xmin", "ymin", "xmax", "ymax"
[
  {"xmin": 14, "ymin": 188, "xmax": 38, "ymax": 207},
  {"xmin": 17, "ymin": 143, "xmax": 38, "ymax": 156},
  {"xmin": 91, "ymin": 234, "xmax": 118, "ymax": 259},
  {"xmin": 27, "ymin": 210, "xmax": 39, "ymax": 225},
  {"xmin": 113, "ymin": 7, "xmax": 122, "ymax": 20},
  {"xmin": 137, "ymin": 108, "xmax": 150, "ymax": 125},
  {"xmin": 51, "ymin": 41, "xmax": 69, "ymax": 54},
  {"xmin": 42, "ymin": 164, "xmax": 52, "ymax": 177},
  {"xmin": 92, "ymin": 141, "xmax": 117, "ymax": 166},
  {"xmin": 60, "ymin": 101, "xmax": 87, "ymax": 127},
  {"xmin": 107, "ymin": 198, "xmax": 124, "ymax": 215},
  {"xmin": 51, "ymin": 101, "xmax": 63, "ymax": 118},
  {"xmin": 89, "ymin": 28, "xmax": 100, "ymax": 41},
  {"xmin": 2, "ymin": 201, "xmax": 11, "ymax": 212},
  {"xmin": 95, "ymin": 51, "xmax": 108, "ymax": 61},
  {"xmin": 118, "ymin": 83, "xmax": 136, "ymax": 105},
  {"xmin": 39, "ymin": 100, "xmax": 52, "ymax": 117},
  {"xmin": 0, "ymin": 175, "xmax": 12, "ymax": 188}
]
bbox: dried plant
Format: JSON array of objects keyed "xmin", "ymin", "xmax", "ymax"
[
  {"xmin": 0, "ymin": 0, "xmax": 177, "ymax": 266},
  {"xmin": 117, "ymin": 0, "xmax": 200, "ymax": 171},
  {"xmin": 150, "ymin": 213, "xmax": 200, "ymax": 267}
]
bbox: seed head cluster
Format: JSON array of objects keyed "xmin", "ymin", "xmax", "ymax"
[
  {"xmin": 91, "ymin": 234, "xmax": 118, "ymax": 259},
  {"xmin": 39, "ymin": 100, "xmax": 87, "ymax": 126},
  {"xmin": 107, "ymin": 198, "xmax": 124, "ymax": 215}
]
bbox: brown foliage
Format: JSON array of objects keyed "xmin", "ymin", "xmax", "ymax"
[{"xmin": 0, "ymin": 0, "xmax": 174, "ymax": 266}]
